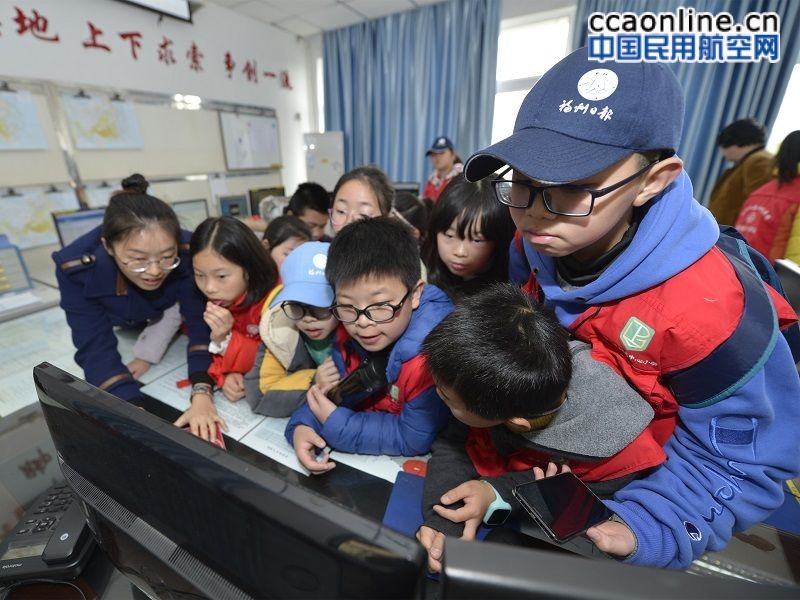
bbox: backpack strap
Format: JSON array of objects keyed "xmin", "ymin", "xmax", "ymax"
[{"xmin": 663, "ymin": 236, "xmax": 780, "ymax": 408}]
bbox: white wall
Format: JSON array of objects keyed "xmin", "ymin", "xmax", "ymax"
[{"xmin": 0, "ymin": 0, "xmax": 311, "ymax": 193}]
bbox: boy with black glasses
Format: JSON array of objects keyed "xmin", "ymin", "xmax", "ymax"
[
  {"xmin": 244, "ymin": 241, "xmax": 339, "ymax": 417},
  {"xmin": 464, "ymin": 46, "xmax": 800, "ymax": 569},
  {"xmin": 285, "ymin": 217, "xmax": 453, "ymax": 473}
]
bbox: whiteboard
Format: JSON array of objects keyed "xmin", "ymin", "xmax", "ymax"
[
  {"xmin": 219, "ymin": 112, "xmax": 281, "ymax": 170},
  {"xmin": 304, "ymin": 131, "xmax": 344, "ymax": 191}
]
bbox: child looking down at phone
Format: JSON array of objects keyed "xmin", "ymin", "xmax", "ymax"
[
  {"xmin": 417, "ymin": 283, "xmax": 661, "ymax": 573},
  {"xmin": 244, "ymin": 241, "xmax": 340, "ymax": 417},
  {"xmin": 285, "ymin": 217, "xmax": 453, "ymax": 473}
]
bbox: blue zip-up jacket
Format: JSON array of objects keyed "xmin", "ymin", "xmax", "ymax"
[
  {"xmin": 285, "ymin": 284, "xmax": 453, "ymax": 456},
  {"xmin": 53, "ymin": 226, "xmax": 211, "ymax": 401},
  {"xmin": 522, "ymin": 171, "xmax": 800, "ymax": 568}
]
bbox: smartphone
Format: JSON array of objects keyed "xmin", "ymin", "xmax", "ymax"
[
  {"xmin": 512, "ymin": 472, "xmax": 613, "ymax": 543},
  {"xmin": 327, "ymin": 355, "xmax": 388, "ymax": 408}
]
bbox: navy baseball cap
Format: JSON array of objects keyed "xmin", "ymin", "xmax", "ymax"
[
  {"xmin": 426, "ymin": 136, "xmax": 455, "ymax": 155},
  {"xmin": 271, "ymin": 241, "xmax": 334, "ymax": 308},
  {"xmin": 464, "ymin": 46, "xmax": 684, "ymax": 184}
]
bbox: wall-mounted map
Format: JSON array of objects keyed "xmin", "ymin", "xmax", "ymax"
[
  {"xmin": 61, "ymin": 94, "xmax": 143, "ymax": 150},
  {"xmin": 1, "ymin": 188, "xmax": 78, "ymax": 249},
  {"xmin": 0, "ymin": 90, "xmax": 48, "ymax": 151}
]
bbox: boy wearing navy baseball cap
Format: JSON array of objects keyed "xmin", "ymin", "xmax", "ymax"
[
  {"xmin": 462, "ymin": 46, "xmax": 800, "ymax": 569},
  {"xmin": 244, "ymin": 241, "xmax": 340, "ymax": 417}
]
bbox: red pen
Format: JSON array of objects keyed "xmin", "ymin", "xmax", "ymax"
[{"xmin": 176, "ymin": 378, "xmax": 191, "ymax": 389}]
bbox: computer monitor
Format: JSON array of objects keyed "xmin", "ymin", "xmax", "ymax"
[
  {"xmin": 33, "ymin": 363, "xmax": 425, "ymax": 600},
  {"xmin": 249, "ymin": 187, "xmax": 285, "ymax": 217},
  {"xmin": 52, "ymin": 208, "xmax": 106, "ymax": 247},
  {"xmin": 440, "ymin": 538, "xmax": 795, "ymax": 599},
  {"xmin": 217, "ymin": 194, "xmax": 250, "ymax": 218},
  {"xmin": 171, "ymin": 199, "xmax": 209, "ymax": 231}
]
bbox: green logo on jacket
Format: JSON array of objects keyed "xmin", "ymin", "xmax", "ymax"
[{"xmin": 620, "ymin": 317, "xmax": 655, "ymax": 351}]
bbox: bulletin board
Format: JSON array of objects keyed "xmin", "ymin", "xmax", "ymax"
[{"xmin": 219, "ymin": 112, "xmax": 281, "ymax": 171}]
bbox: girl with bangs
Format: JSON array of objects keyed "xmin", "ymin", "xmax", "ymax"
[{"xmin": 422, "ymin": 175, "xmax": 516, "ymax": 302}]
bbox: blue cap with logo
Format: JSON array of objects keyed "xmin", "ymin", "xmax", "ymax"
[
  {"xmin": 426, "ymin": 135, "xmax": 455, "ymax": 155},
  {"xmin": 270, "ymin": 241, "xmax": 334, "ymax": 308},
  {"xmin": 464, "ymin": 46, "xmax": 684, "ymax": 184}
]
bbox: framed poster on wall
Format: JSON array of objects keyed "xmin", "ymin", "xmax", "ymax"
[{"xmin": 219, "ymin": 112, "xmax": 281, "ymax": 171}]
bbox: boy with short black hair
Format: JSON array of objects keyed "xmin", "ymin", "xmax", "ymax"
[
  {"xmin": 285, "ymin": 217, "xmax": 453, "ymax": 473},
  {"xmin": 417, "ymin": 283, "xmax": 658, "ymax": 572},
  {"xmin": 463, "ymin": 46, "xmax": 800, "ymax": 569},
  {"xmin": 287, "ymin": 182, "xmax": 331, "ymax": 241}
]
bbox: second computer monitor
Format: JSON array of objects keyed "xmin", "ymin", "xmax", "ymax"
[
  {"xmin": 171, "ymin": 199, "xmax": 209, "ymax": 231},
  {"xmin": 52, "ymin": 208, "xmax": 106, "ymax": 247},
  {"xmin": 217, "ymin": 194, "xmax": 250, "ymax": 218}
]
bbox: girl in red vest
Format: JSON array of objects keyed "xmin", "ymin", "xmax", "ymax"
[{"xmin": 175, "ymin": 216, "xmax": 279, "ymax": 442}]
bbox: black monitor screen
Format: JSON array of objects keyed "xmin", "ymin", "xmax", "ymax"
[{"xmin": 33, "ymin": 363, "xmax": 424, "ymax": 599}]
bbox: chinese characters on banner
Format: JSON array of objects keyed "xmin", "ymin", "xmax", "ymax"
[{"xmin": 5, "ymin": 6, "xmax": 293, "ymax": 89}]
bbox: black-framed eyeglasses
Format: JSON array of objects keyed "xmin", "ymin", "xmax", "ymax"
[
  {"xmin": 119, "ymin": 256, "xmax": 181, "ymax": 273},
  {"xmin": 281, "ymin": 301, "xmax": 334, "ymax": 321},
  {"xmin": 490, "ymin": 159, "xmax": 660, "ymax": 217},
  {"xmin": 331, "ymin": 289, "xmax": 412, "ymax": 324}
]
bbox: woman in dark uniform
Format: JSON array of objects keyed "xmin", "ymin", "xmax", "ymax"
[{"xmin": 52, "ymin": 174, "xmax": 212, "ymax": 404}]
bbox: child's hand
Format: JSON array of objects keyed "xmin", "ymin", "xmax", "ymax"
[
  {"xmin": 174, "ymin": 393, "xmax": 228, "ymax": 442},
  {"xmin": 127, "ymin": 358, "xmax": 151, "ymax": 380},
  {"xmin": 532, "ymin": 462, "xmax": 571, "ymax": 479},
  {"xmin": 306, "ymin": 384, "xmax": 337, "ymax": 424},
  {"xmin": 586, "ymin": 519, "xmax": 636, "ymax": 558},
  {"xmin": 431, "ymin": 480, "xmax": 494, "ymax": 540},
  {"xmin": 204, "ymin": 301, "xmax": 234, "ymax": 343},
  {"xmin": 221, "ymin": 372, "xmax": 245, "ymax": 401},
  {"xmin": 313, "ymin": 356, "xmax": 341, "ymax": 392},
  {"xmin": 416, "ymin": 526, "xmax": 446, "ymax": 573},
  {"xmin": 293, "ymin": 425, "xmax": 335, "ymax": 474}
]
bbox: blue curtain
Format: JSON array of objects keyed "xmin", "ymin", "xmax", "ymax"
[
  {"xmin": 323, "ymin": 0, "xmax": 500, "ymax": 186},
  {"xmin": 573, "ymin": 0, "xmax": 800, "ymax": 205}
]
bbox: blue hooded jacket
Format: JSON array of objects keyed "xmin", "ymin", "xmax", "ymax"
[{"xmin": 523, "ymin": 171, "xmax": 800, "ymax": 568}]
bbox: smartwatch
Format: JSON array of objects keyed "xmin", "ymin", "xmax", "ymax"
[{"xmin": 481, "ymin": 481, "xmax": 512, "ymax": 526}]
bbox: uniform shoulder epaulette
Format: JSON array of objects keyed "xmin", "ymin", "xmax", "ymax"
[{"xmin": 60, "ymin": 254, "xmax": 96, "ymax": 270}]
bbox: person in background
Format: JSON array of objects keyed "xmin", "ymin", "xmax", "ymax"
[
  {"xmin": 52, "ymin": 173, "xmax": 212, "ymax": 404},
  {"xmin": 262, "ymin": 215, "xmax": 311, "ymax": 270},
  {"xmin": 286, "ymin": 182, "xmax": 332, "ymax": 241},
  {"xmin": 244, "ymin": 241, "xmax": 340, "ymax": 417},
  {"xmin": 392, "ymin": 191, "xmax": 432, "ymax": 244},
  {"xmin": 734, "ymin": 130, "xmax": 800, "ymax": 262},
  {"xmin": 708, "ymin": 118, "xmax": 774, "ymax": 225},
  {"xmin": 463, "ymin": 46, "xmax": 799, "ymax": 569},
  {"xmin": 285, "ymin": 217, "xmax": 453, "ymax": 472},
  {"xmin": 421, "ymin": 175, "xmax": 515, "ymax": 302},
  {"xmin": 329, "ymin": 166, "xmax": 394, "ymax": 235},
  {"xmin": 424, "ymin": 136, "xmax": 463, "ymax": 202},
  {"xmin": 175, "ymin": 216, "xmax": 279, "ymax": 442},
  {"xmin": 417, "ymin": 283, "xmax": 659, "ymax": 573}
]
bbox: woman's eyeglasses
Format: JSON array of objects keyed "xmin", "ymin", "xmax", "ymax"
[{"xmin": 119, "ymin": 256, "xmax": 181, "ymax": 274}]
